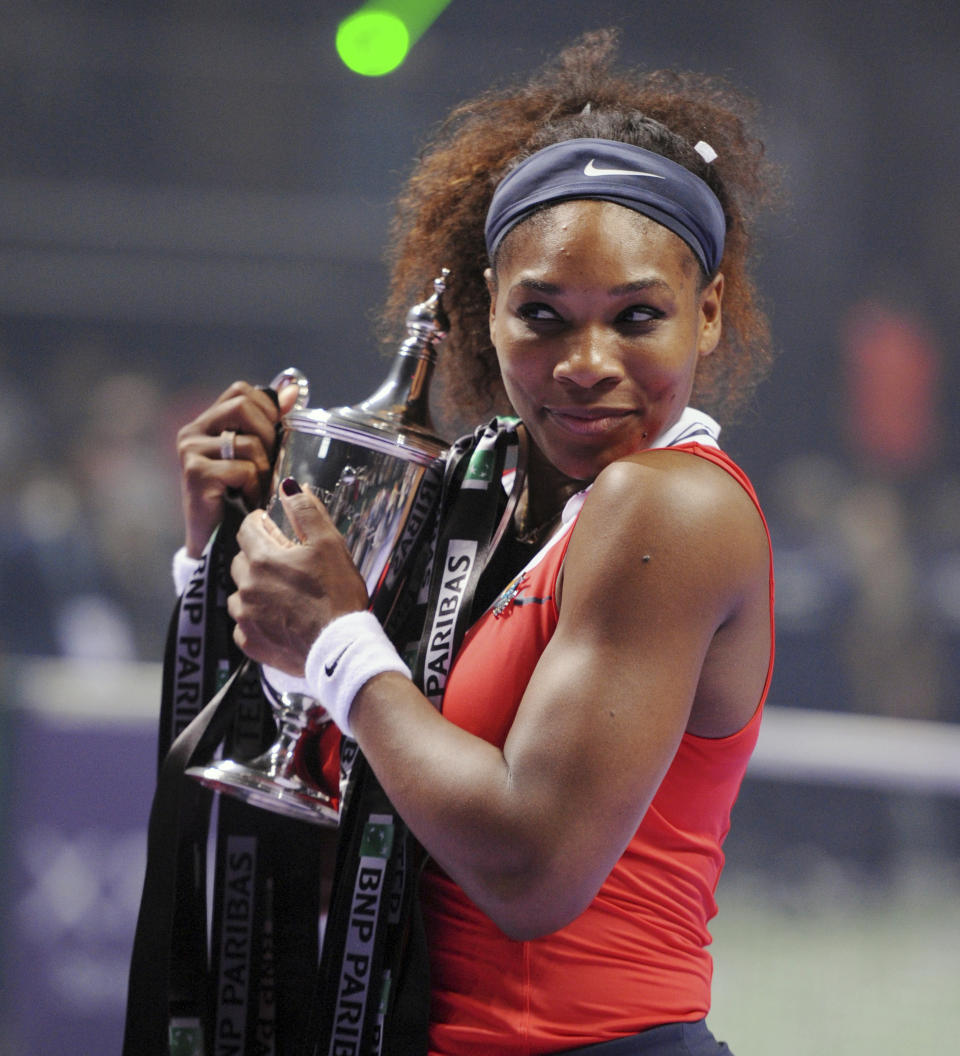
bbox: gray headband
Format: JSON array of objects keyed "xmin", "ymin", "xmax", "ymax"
[{"xmin": 484, "ymin": 138, "xmax": 726, "ymax": 274}]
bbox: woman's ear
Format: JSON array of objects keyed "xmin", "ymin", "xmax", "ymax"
[
  {"xmin": 484, "ymin": 266, "xmax": 498, "ymax": 341},
  {"xmin": 697, "ymin": 272, "xmax": 724, "ymax": 358},
  {"xmin": 484, "ymin": 266, "xmax": 497, "ymax": 311}
]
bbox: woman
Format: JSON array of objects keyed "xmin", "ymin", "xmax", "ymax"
[{"xmin": 176, "ymin": 31, "xmax": 776, "ymax": 1056}]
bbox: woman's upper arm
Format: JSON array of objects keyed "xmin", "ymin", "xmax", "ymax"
[{"xmin": 498, "ymin": 452, "xmax": 763, "ymax": 916}]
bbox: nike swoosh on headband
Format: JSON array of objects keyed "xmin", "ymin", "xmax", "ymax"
[{"xmin": 583, "ymin": 159, "xmax": 666, "ymax": 179}]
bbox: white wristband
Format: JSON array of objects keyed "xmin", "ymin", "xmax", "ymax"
[{"xmin": 304, "ymin": 610, "xmax": 411, "ymax": 739}]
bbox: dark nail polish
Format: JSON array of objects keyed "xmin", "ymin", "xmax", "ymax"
[{"xmin": 281, "ymin": 477, "xmax": 302, "ymax": 496}]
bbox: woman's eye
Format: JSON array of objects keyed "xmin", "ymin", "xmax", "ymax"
[
  {"xmin": 618, "ymin": 305, "xmax": 661, "ymax": 325},
  {"xmin": 517, "ymin": 302, "xmax": 562, "ymax": 323}
]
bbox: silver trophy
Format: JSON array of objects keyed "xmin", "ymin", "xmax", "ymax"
[{"xmin": 187, "ymin": 272, "xmax": 450, "ymax": 825}]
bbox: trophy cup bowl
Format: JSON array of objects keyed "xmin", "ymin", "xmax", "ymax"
[{"xmin": 186, "ymin": 273, "xmax": 450, "ymax": 825}]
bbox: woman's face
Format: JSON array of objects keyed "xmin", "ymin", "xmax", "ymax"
[{"xmin": 487, "ymin": 200, "xmax": 723, "ymax": 482}]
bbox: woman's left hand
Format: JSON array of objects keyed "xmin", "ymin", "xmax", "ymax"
[{"xmin": 228, "ymin": 482, "xmax": 370, "ymax": 675}]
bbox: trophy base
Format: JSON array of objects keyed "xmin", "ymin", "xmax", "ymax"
[{"xmin": 187, "ymin": 759, "xmax": 339, "ymax": 828}]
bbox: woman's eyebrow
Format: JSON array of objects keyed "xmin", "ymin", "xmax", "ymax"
[{"xmin": 512, "ymin": 277, "xmax": 673, "ymax": 296}]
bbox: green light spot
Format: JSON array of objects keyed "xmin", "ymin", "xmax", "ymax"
[{"xmin": 336, "ymin": 11, "xmax": 410, "ymax": 77}]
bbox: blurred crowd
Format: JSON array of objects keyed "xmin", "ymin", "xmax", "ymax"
[
  {"xmin": 768, "ymin": 299, "xmax": 960, "ymax": 725},
  {"xmin": 0, "ymin": 327, "xmax": 210, "ymax": 661}
]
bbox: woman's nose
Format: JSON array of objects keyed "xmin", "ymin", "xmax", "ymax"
[{"xmin": 553, "ymin": 327, "xmax": 625, "ymax": 388}]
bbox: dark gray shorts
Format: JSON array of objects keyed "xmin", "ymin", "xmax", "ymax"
[{"xmin": 559, "ymin": 1020, "xmax": 733, "ymax": 1055}]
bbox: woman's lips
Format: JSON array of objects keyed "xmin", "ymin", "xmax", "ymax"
[{"xmin": 545, "ymin": 406, "xmax": 637, "ymax": 436}]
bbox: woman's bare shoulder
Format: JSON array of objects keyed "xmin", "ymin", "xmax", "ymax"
[
  {"xmin": 582, "ymin": 448, "xmax": 762, "ymax": 548},
  {"xmin": 561, "ymin": 448, "xmax": 768, "ymax": 628}
]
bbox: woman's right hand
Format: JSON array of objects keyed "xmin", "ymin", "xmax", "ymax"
[{"xmin": 176, "ymin": 380, "xmax": 302, "ymax": 557}]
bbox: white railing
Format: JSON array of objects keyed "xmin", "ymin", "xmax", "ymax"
[{"xmin": 8, "ymin": 656, "xmax": 960, "ymax": 795}]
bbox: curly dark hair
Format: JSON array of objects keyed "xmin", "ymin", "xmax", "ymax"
[{"xmin": 382, "ymin": 29, "xmax": 779, "ymax": 430}]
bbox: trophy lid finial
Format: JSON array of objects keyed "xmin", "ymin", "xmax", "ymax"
[
  {"xmin": 277, "ymin": 270, "xmax": 450, "ymax": 448},
  {"xmin": 403, "ymin": 268, "xmax": 450, "ymax": 351}
]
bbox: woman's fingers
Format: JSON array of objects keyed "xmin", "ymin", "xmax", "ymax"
[
  {"xmin": 177, "ymin": 380, "xmax": 300, "ymax": 556},
  {"xmin": 228, "ymin": 489, "xmax": 369, "ymax": 673},
  {"xmin": 184, "ymin": 384, "xmax": 280, "ymax": 459},
  {"xmin": 275, "ymin": 479, "xmax": 335, "ymax": 544}
]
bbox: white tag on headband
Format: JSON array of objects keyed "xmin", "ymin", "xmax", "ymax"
[{"xmin": 694, "ymin": 140, "xmax": 718, "ymax": 164}]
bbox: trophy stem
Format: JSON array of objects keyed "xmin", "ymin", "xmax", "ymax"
[
  {"xmin": 257, "ymin": 694, "xmax": 311, "ymax": 778},
  {"xmin": 186, "ymin": 694, "xmax": 339, "ymax": 827}
]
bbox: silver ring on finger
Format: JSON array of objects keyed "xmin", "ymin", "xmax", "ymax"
[{"xmin": 219, "ymin": 429, "xmax": 237, "ymax": 460}]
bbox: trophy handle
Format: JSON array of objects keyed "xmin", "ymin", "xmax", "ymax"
[{"xmin": 268, "ymin": 366, "xmax": 311, "ymax": 410}]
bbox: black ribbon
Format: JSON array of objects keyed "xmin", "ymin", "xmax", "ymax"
[
  {"xmin": 125, "ymin": 419, "xmax": 525, "ymax": 1056},
  {"xmin": 125, "ymin": 502, "xmax": 329, "ymax": 1056}
]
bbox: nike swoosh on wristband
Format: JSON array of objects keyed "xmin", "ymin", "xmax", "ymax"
[
  {"xmin": 583, "ymin": 159, "xmax": 666, "ymax": 179},
  {"xmin": 324, "ymin": 643, "xmax": 351, "ymax": 678}
]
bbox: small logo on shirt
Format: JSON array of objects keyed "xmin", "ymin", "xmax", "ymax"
[{"xmin": 492, "ymin": 572, "xmax": 552, "ymax": 618}]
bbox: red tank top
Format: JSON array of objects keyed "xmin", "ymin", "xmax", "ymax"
[{"xmin": 422, "ymin": 444, "xmax": 775, "ymax": 1055}]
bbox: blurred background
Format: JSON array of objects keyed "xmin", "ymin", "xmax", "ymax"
[{"xmin": 1, "ymin": 1, "xmax": 958, "ymax": 1052}]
